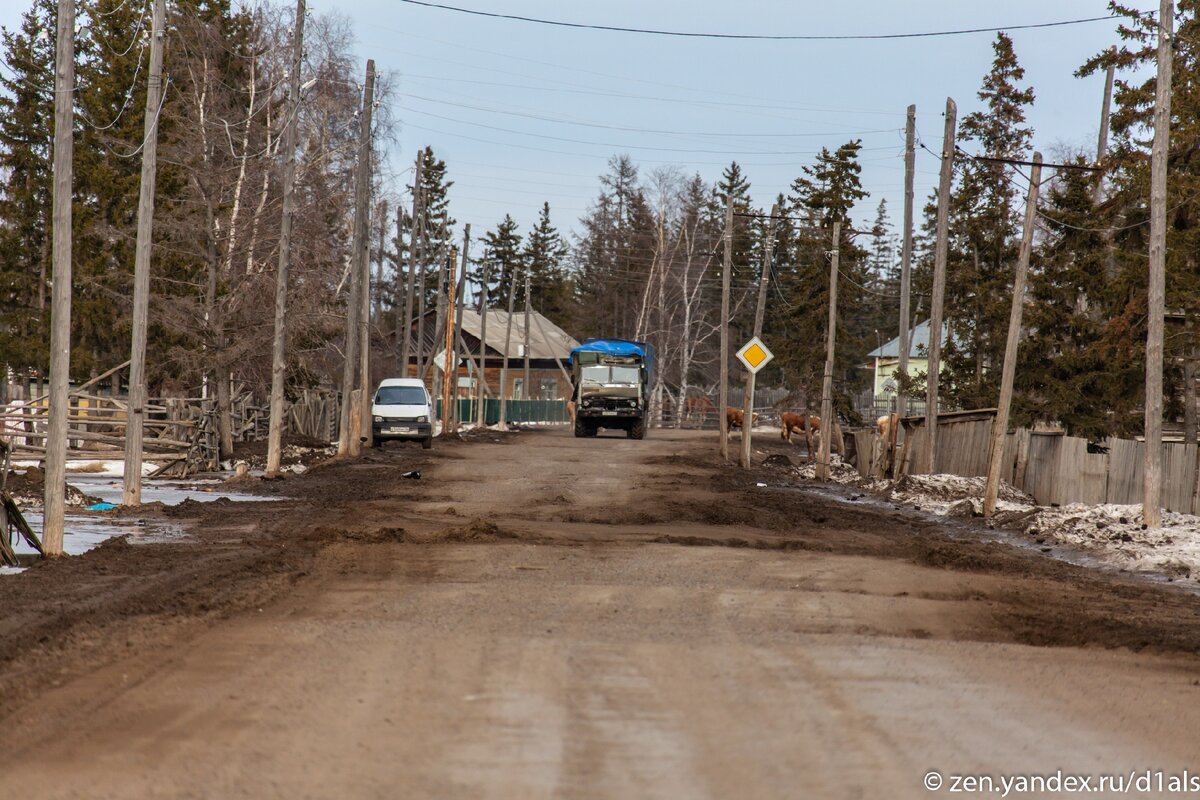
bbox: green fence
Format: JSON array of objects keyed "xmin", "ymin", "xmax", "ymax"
[{"xmin": 435, "ymin": 398, "xmax": 569, "ymax": 425}]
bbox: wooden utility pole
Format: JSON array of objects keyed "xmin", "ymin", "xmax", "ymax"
[
  {"xmin": 393, "ymin": 206, "xmax": 405, "ymax": 364},
  {"xmin": 374, "ymin": 200, "xmax": 387, "ymax": 320},
  {"xmin": 441, "ymin": 245, "xmax": 459, "ymax": 434},
  {"xmin": 122, "ymin": 0, "xmax": 166, "ymax": 504},
  {"xmin": 265, "ymin": 0, "xmax": 305, "ymax": 476},
  {"xmin": 451, "ymin": 225, "xmax": 469, "ymax": 430},
  {"xmin": 43, "ymin": 0, "xmax": 76, "ymax": 555},
  {"xmin": 356, "ymin": 86, "xmax": 376, "ymax": 448},
  {"xmin": 739, "ymin": 204, "xmax": 777, "ymax": 469},
  {"xmin": 498, "ymin": 268, "xmax": 518, "ymax": 430},
  {"xmin": 415, "ymin": 156, "xmax": 430, "ymax": 379},
  {"xmin": 399, "ymin": 157, "xmax": 422, "ymax": 377},
  {"xmin": 897, "ymin": 104, "xmax": 916, "ymax": 425},
  {"xmin": 817, "ymin": 221, "xmax": 841, "ymax": 481},
  {"xmin": 719, "ymin": 198, "xmax": 733, "ymax": 460},
  {"xmin": 523, "ymin": 269, "xmax": 532, "ymax": 399},
  {"xmin": 1145, "ymin": 0, "xmax": 1173, "ymax": 528},
  {"xmin": 337, "ymin": 59, "xmax": 375, "ymax": 457},
  {"xmin": 984, "ymin": 153, "xmax": 1042, "ymax": 518},
  {"xmin": 429, "ymin": 220, "xmax": 451, "ymax": 383},
  {"xmin": 476, "ymin": 244, "xmax": 491, "ymax": 428},
  {"xmin": 1095, "ymin": 58, "xmax": 1115, "ymax": 204},
  {"xmin": 923, "ymin": 97, "xmax": 957, "ymax": 475}
]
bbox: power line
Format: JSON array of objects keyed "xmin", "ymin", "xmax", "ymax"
[
  {"xmin": 397, "ymin": 2, "xmax": 1117, "ymax": 42},
  {"xmin": 400, "ymin": 92, "xmax": 902, "ymax": 139}
]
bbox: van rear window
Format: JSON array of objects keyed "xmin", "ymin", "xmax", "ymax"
[{"xmin": 375, "ymin": 387, "xmax": 427, "ymax": 405}]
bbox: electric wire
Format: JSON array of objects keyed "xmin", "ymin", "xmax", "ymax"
[{"xmin": 396, "ymin": 2, "xmax": 1117, "ymax": 42}]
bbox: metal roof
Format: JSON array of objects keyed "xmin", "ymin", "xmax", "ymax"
[
  {"xmin": 456, "ymin": 309, "xmax": 580, "ymax": 360},
  {"xmin": 866, "ymin": 320, "xmax": 948, "ymax": 359}
]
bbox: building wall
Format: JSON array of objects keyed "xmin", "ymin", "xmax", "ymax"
[{"xmin": 873, "ymin": 357, "xmax": 929, "ymax": 397}]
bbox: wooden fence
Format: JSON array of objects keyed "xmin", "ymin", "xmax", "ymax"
[{"xmin": 857, "ymin": 410, "xmax": 1200, "ymax": 513}]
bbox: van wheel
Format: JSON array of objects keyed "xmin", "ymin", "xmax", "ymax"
[{"xmin": 422, "ymin": 436, "xmax": 433, "ymax": 450}]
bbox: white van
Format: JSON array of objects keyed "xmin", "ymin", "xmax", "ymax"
[{"xmin": 371, "ymin": 377, "xmax": 433, "ymax": 449}]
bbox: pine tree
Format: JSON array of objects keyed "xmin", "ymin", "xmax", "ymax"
[
  {"xmin": 866, "ymin": 198, "xmax": 900, "ymax": 349},
  {"xmin": 1015, "ymin": 160, "xmax": 1127, "ymax": 437},
  {"xmin": 416, "ymin": 145, "xmax": 455, "ymax": 258},
  {"xmin": 942, "ymin": 32, "xmax": 1036, "ymax": 409},
  {"xmin": 478, "ymin": 215, "xmax": 523, "ymax": 310},
  {"xmin": 1078, "ymin": 2, "xmax": 1200, "ymax": 435},
  {"xmin": 522, "ymin": 202, "xmax": 571, "ymax": 323},
  {"xmin": 72, "ymin": 0, "xmax": 157, "ymax": 375},
  {"xmin": 573, "ymin": 154, "xmax": 655, "ymax": 338},
  {"xmin": 0, "ymin": 0, "xmax": 56, "ymax": 376},
  {"xmin": 775, "ymin": 141, "xmax": 870, "ymax": 415}
]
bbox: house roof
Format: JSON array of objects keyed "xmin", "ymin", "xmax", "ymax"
[
  {"xmin": 457, "ymin": 309, "xmax": 580, "ymax": 361},
  {"xmin": 867, "ymin": 319, "xmax": 946, "ymax": 360}
]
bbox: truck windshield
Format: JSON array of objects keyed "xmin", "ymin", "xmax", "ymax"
[
  {"xmin": 581, "ymin": 365, "xmax": 639, "ymax": 384},
  {"xmin": 375, "ymin": 386, "xmax": 426, "ymax": 405}
]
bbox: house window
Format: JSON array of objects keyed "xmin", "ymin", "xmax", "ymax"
[
  {"xmin": 539, "ymin": 378, "xmax": 557, "ymax": 400},
  {"xmin": 512, "ymin": 378, "xmax": 524, "ymax": 400}
]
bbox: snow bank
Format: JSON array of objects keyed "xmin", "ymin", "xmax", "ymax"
[{"xmin": 791, "ymin": 463, "xmax": 1200, "ymax": 582}]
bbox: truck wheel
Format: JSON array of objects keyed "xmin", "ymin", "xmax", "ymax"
[
  {"xmin": 422, "ymin": 436, "xmax": 433, "ymax": 450},
  {"xmin": 628, "ymin": 419, "xmax": 646, "ymax": 440},
  {"xmin": 371, "ymin": 437, "xmax": 382, "ymax": 449},
  {"xmin": 575, "ymin": 418, "xmax": 595, "ymax": 438}
]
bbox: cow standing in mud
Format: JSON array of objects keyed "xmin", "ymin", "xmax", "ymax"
[
  {"xmin": 726, "ymin": 408, "xmax": 759, "ymax": 437},
  {"xmin": 780, "ymin": 411, "xmax": 843, "ymax": 463}
]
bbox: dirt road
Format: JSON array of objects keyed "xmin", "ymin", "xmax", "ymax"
[{"xmin": 3, "ymin": 429, "xmax": 1200, "ymax": 799}]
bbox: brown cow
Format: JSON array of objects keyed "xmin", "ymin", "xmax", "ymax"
[
  {"xmin": 780, "ymin": 411, "xmax": 816, "ymax": 444},
  {"xmin": 684, "ymin": 394, "xmax": 716, "ymax": 426},
  {"xmin": 725, "ymin": 407, "xmax": 760, "ymax": 433},
  {"xmin": 781, "ymin": 411, "xmax": 843, "ymax": 463},
  {"xmin": 876, "ymin": 413, "xmax": 898, "ymax": 440}
]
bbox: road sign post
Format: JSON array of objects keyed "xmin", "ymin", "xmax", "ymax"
[{"xmin": 735, "ymin": 337, "xmax": 774, "ymax": 469}]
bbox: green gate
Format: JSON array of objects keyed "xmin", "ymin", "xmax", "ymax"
[{"xmin": 435, "ymin": 398, "xmax": 569, "ymax": 425}]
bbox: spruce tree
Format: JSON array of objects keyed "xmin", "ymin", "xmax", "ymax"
[
  {"xmin": 522, "ymin": 202, "xmax": 571, "ymax": 324},
  {"xmin": 478, "ymin": 215, "xmax": 523, "ymax": 310},
  {"xmin": 776, "ymin": 141, "xmax": 870, "ymax": 415},
  {"xmin": 942, "ymin": 32, "xmax": 1036, "ymax": 409},
  {"xmin": 72, "ymin": 0, "xmax": 157, "ymax": 374},
  {"xmin": 0, "ymin": 0, "xmax": 56, "ymax": 376},
  {"xmin": 1015, "ymin": 160, "xmax": 1123, "ymax": 437}
]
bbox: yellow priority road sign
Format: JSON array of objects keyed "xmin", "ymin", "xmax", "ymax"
[{"xmin": 736, "ymin": 336, "xmax": 774, "ymax": 374}]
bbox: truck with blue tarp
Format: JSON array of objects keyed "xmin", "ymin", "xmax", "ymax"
[{"xmin": 569, "ymin": 338, "xmax": 654, "ymax": 439}]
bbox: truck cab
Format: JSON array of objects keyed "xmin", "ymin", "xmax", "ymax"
[{"xmin": 570, "ymin": 339, "xmax": 653, "ymax": 440}]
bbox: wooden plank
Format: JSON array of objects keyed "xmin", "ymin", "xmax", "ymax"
[
  {"xmin": 1022, "ymin": 433, "xmax": 1061, "ymax": 505},
  {"xmin": 1161, "ymin": 442, "xmax": 1195, "ymax": 513},
  {"xmin": 1105, "ymin": 437, "xmax": 1143, "ymax": 505}
]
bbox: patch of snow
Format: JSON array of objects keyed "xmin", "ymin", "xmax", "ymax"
[
  {"xmin": 11, "ymin": 459, "xmax": 158, "ymax": 477},
  {"xmin": 834, "ymin": 469, "xmax": 1200, "ymax": 583}
]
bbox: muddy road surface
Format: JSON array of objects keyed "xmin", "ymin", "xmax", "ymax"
[{"xmin": 3, "ymin": 428, "xmax": 1200, "ymax": 799}]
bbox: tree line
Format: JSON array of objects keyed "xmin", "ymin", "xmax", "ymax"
[{"xmin": 0, "ymin": 0, "xmax": 1193, "ymax": 440}]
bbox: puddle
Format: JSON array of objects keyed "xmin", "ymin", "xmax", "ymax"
[
  {"xmin": 67, "ymin": 475, "xmax": 278, "ymax": 507},
  {"xmin": 12, "ymin": 510, "xmax": 187, "ymax": 557},
  {"xmin": 4, "ymin": 476, "xmax": 277, "ymax": 565}
]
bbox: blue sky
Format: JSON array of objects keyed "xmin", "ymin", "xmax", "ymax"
[{"xmin": 0, "ymin": 1, "xmax": 1158, "ymax": 252}]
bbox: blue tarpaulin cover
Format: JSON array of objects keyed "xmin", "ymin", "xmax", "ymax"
[{"xmin": 569, "ymin": 338, "xmax": 655, "ymax": 373}]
